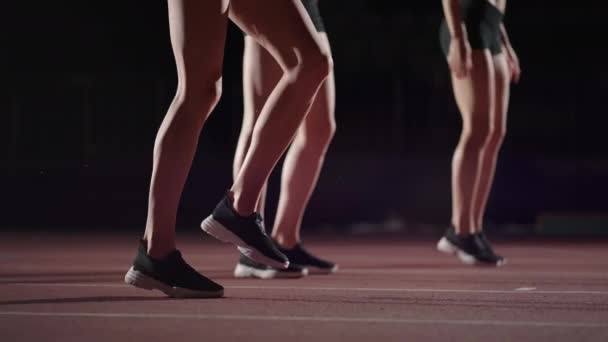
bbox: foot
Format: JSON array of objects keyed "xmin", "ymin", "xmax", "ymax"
[
  {"xmin": 472, "ymin": 231, "xmax": 507, "ymax": 266},
  {"xmin": 234, "ymin": 253, "xmax": 307, "ymax": 279},
  {"xmin": 124, "ymin": 240, "xmax": 224, "ymax": 298},
  {"xmin": 277, "ymin": 243, "xmax": 338, "ymax": 274},
  {"xmin": 437, "ymin": 227, "xmax": 506, "ymax": 266},
  {"xmin": 201, "ymin": 195, "xmax": 289, "ymax": 269}
]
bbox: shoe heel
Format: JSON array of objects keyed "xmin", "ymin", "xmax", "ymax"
[
  {"xmin": 124, "ymin": 267, "xmax": 156, "ymax": 290},
  {"xmin": 234, "ymin": 263, "xmax": 276, "ymax": 279},
  {"xmin": 233, "ymin": 264, "xmax": 257, "ymax": 278},
  {"xmin": 202, "ymin": 216, "xmax": 288, "ymax": 270},
  {"xmin": 437, "ymin": 237, "xmax": 458, "ymax": 254},
  {"xmin": 201, "ymin": 216, "xmax": 244, "ymax": 246}
]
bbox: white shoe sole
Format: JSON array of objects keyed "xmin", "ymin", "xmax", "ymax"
[
  {"xmin": 201, "ymin": 215, "xmax": 289, "ymax": 269},
  {"xmin": 306, "ymin": 264, "xmax": 339, "ymax": 275},
  {"xmin": 233, "ymin": 264, "xmax": 307, "ymax": 279},
  {"xmin": 437, "ymin": 237, "xmax": 507, "ymax": 267},
  {"xmin": 436, "ymin": 237, "xmax": 477, "ymax": 265},
  {"xmin": 124, "ymin": 267, "xmax": 223, "ymax": 298}
]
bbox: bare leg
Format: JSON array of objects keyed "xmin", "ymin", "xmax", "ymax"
[
  {"xmin": 272, "ymin": 34, "xmax": 336, "ymax": 248},
  {"xmin": 472, "ymin": 52, "xmax": 510, "ymax": 232},
  {"xmin": 233, "ymin": 36, "xmax": 283, "ymax": 218},
  {"xmin": 234, "ymin": 33, "xmax": 336, "ymax": 249},
  {"xmin": 229, "ymin": 0, "xmax": 332, "ymax": 216},
  {"xmin": 450, "ymin": 50, "xmax": 495, "ymax": 235},
  {"xmin": 144, "ymin": 0, "xmax": 229, "ymax": 258}
]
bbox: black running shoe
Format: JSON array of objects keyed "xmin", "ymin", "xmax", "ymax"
[
  {"xmin": 437, "ymin": 227, "xmax": 506, "ymax": 266},
  {"xmin": 124, "ymin": 240, "xmax": 224, "ymax": 298},
  {"xmin": 201, "ymin": 195, "xmax": 289, "ymax": 269},
  {"xmin": 277, "ymin": 243, "xmax": 338, "ymax": 274},
  {"xmin": 472, "ymin": 232, "xmax": 507, "ymax": 266},
  {"xmin": 233, "ymin": 253, "xmax": 307, "ymax": 279},
  {"xmin": 437, "ymin": 227, "xmax": 478, "ymax": 265}
]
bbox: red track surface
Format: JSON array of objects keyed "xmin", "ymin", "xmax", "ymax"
[{"xmin": 1, "ymin": 231, "xmax": 607, "ymax": 341}]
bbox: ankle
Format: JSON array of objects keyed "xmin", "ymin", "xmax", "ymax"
[
  {"xmin": 229, "ymin": 191, "xmax": 255, "ymax": 217},
  {"xmin": 451, "ymin": 224, "xmax": 474, "ymax": 236},
  {"xmin": 143, "ymin": 238, "xmax": 174, "ymax": 259},
  {"xmin": 272, "ymin": 234, "xmax": 299, "ymax": 249}
]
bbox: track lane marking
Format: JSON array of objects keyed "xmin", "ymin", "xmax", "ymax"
[
  {"xmin": 0, "ymin": 311, "xmax": 606, "ymax": 328},
  {"xmin": 3, "ymin": 282, "xmax": 608, "ymax": 295}
]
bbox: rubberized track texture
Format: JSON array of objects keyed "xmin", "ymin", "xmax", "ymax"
[{"xmin": 1, "ymin": 231, "xmax": 607, "ymax": 342}]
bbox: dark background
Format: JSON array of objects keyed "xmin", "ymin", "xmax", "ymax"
[{"xmin": 2, "ymin": 1, "xmax": 605, "ymax": 234}]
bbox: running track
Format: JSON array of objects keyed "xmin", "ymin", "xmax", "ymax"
[{"xmin": 1, "ymin": 231, "xmax": 607, "ymax": 341}]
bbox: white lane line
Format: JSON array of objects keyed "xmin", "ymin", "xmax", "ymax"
[
  {"xmin": 341, "ymin": 269, "xmax": 608, "ymax": 277},
  {"xmin": 2, "ymin": 283, "xmax": 125, "ymax": 288},
  {"xmin": 229, "ymin": 285, "xmax": 608, "ymax": 295},
  {"xmin": 0, "ymin": 311, "xmax": 606, "ymax": 328},
  {"xmin": 515, "ymin": 287, "xmax": 537, "ymax": 291},
  {"xmin": 3, "ymin": 282, "xmax": 608, "ymax": 295}
]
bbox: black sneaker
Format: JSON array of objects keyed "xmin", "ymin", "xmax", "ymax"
[
  {"xmin": 233, "ymin": 253, "xmax": 307, "ymax": 279},
  {"xmin": 124, "ymin": 240, "xmax": 224, "ymax": 298},
  {"xmin": 437, "ymin": 227, "xmax": 506, "ymax": 266},
  {"xmin": 472, "ymin": 232, "xmax": 507, "ymax": 266},
  {"xmin": 201, "ymin": 195, "xmax": 289, "ymax": 269},
  {"xmin": 277, "ymin": 243, "xmax": 338, "ymax": 275}
]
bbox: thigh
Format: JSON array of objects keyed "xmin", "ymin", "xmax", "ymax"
[
  {"xmin": 491, "ymin": 52, "xmax": 510, "ymax": 130},
  {"xmin": 229, "ymin": 0, "xmax": 327, "ymax": 71},
  {"xmin": 242, "ymin": 36, "xmax": 284, "ymax": 121},
  {"xmin": 302, "ymin": 33, "xmax": 336, "ymax": 130},
  {"xmin": 167, "ymin": 0, "xmax": 229, "ymax": 85},
  {"xmin": 450, "ymin": 50, "xmax": 495, "ymax": 130}
]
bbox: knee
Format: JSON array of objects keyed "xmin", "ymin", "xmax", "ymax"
[
  {"xmin": 320, "ymin": 118, "xmax": 337, "ymax": 146},
  {"xmin": 308, "ymin": 51, "xmax": 333, "ymax": 82},
  {"xmin": 181, "ymin": 75, "xmax": 222, "ymax": 109},
  {"xmin": 488, "ymin": 124, "xmax": 507, "ymax": 146},
  {"xmin": 461, "ymin": 119, "xmax": 491, "ymax": 147},
  {"xmin": 284, "ymin": 48, "xmax": 333, "ymax": 84},
  {"xmin": 320, "ymin": 52, "xmax": 334, "ymax": 78},
  {"xmin": 209, "ymin": 76, "xmax": 223, "ymax": 106},
  {"xmin": 312, "ymin": 121, "xmax": 336, "ymax": 151},
  {"xmin": 174, "ymin": 75, "xmax": 223, "ymax": 123}
]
